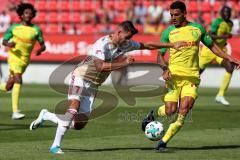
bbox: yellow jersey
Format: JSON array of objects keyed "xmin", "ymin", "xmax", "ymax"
[
  {"xmin": 210, "ymin": 17, "xmax": 233, "ymax": 48},
  {"xmin": 159, "ymin": 22, "xmax": 213, "ymax": 80},
  {"xmin": 3, "ymin": 23, "xmax": 44, "ymax": 64}
]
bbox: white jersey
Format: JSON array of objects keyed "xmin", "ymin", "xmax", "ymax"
[{"xmin": 72, "ymin": 35, "xmax": 141, "ymax": 85}]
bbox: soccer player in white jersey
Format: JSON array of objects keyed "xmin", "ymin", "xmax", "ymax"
[{"xmin": 29, "ymin": 21, "xmax": 186, "ymax": 154}]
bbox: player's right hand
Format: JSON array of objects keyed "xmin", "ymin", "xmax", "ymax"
[
  {"xmin": 162, "ymin": 69, "xmax": 171, "ymax": 81},
  {"xmin": 7, "ymin": 42, "xmax": 16, "ymax": 48}
]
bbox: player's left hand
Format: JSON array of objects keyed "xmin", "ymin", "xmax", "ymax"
[{"xmin": 173, "ymin": 41, "xmax": 188, "ymax": 50}]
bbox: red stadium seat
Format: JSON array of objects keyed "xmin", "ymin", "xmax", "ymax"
[
  {"xmin": 114, "ymin": 13, "xmax": 125, "ymax": 23},
  {"xmin": 60, "ymin": 12, "xmax": 71, "ymax": 23},
  {"xmin": 9, "ymin": 12, "xmax": 19, "ymax": 23},
  {"xmin": 35, "ymin": 11, "xmax": 47, "ymax": 23},
  {"xmin": 59, "ymin": 1, "xmax": 71, "ymax": 11},
  {"xmin": 213, "ymin": 1, "xmax": 222, "ymax": 12},
  {"xmin": 27, "ymin": 0, "xmax": 36, "ymax": 5},
  {"xmin": 201, "ymin": 2, "xmax": 211, "ymax": 12},
  {"xmin": 46, "ymin": 24, "xmax": 61, "ymax": 34},
  {"xmin": 238, "ymin": 2, "xmax": 240, "ymax": 12},
  {"xmin": 82, "ymin": 24, "xmax": 95, "ymax": 34},
  {"xmin": 71, "ymin": 12, "xmax": 82, "ymax": 23},
  {"xmin": 72, "ymin": 1, "xmax": 81, "ymax": 11},
  {"xmin": 104, "ymin": 0, "xmax": 115, "ymax": 10},
  {"xmin": 115, "ymin": 0, "xmax": 132, "ymax": 11},
  {"xmin": 46, "ymin": 1, "xmax": 58, "ymax": 11},
  {"xmin": 81, "ymin": 1, "xmax": 97, "ymax": 11},
  {"xmin": 203, "ymin": 13, "xmax": 212, "ymax": 25},
  {"xmin": 36, "ymin": 1, "xmax": 47, "ymax": 11},
  {"xmin": 191, "ymin": 12, "xmax": 198, "ymax": 20},
  {"xmin": 188, "ymin": 1, "xmax": 198, "ymax": 12},
  {"xmin": 48, "ymin": 12, "xmax": 59, "ymax": 23},
  {"xmin": 143, "ymin": 1, "xmax": 151, "ymax": 8}
]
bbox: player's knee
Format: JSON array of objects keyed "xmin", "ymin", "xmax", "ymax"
[
  {"xmin": 73, "ymin": 113, "xmax": 89, "ymax": 130},
  {"xmin": 165, "ymin": 103, "xmax": 177, "ymax": 116},
  {"xmin": 73, "ymin": 121, "xmax": 88, "ymax": 130},
  {"xmin": 6, "ymin": 82, "xmax": 14, "ymax": 91},
  {"xmin": 165, "ymin": 108, "xmax": 177, "ymax": 116}
]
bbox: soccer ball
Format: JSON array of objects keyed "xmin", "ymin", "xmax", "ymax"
[{"xmin": 145, "ymin": 121, "xmax": 164, "ymax": 141}]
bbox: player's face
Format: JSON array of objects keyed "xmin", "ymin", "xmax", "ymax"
[
  {"xmin": 170, "ymin": 9, "xmax": 186, "ymax": 27},
  {"xmin": 21, "ymin": 8, "xmax": 34, "ymax": 23},
  {"xmin": 117, "ymin": 30, "xmax": 133, "ymax": 44},
  {"xmin": 221, "ymin": 8, "xmax": 231, "ymax": 20}
]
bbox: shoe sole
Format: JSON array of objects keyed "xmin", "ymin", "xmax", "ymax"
[
  {"xmin": 12, "ymin": 116, "xmax": 25, "ymax": 120},
  {"xmin": 29, "ymin": 120, "xmax": 37, "ymax": 130},
  {"xmin": 215, "ymin": 99, "xmax": 230, "ymax": 106}
]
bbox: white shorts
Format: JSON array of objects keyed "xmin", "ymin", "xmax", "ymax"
[{"xmin": 68, "ymin": 74, "xmax": 98, "ymax": 116}]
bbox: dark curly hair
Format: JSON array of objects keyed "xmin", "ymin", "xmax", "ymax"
[{"xmin": 16, "ymin": 3, "xmax": 37, "ymax": 18}]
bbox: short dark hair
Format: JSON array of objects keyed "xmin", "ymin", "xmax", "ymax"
[
  {"xmin": 170, "ymin": 1, "xmax": 186, "ymax": 12},
  {"xmin": 16, "ymin": 3, "xmax": 37, "ymax": 18},
  {"xmin": 118, "ymin": 21, "xmax": 138, "ymax": 35},
  {"xmin": 220, "ymin": 6, "xmax": 232, "ymax": 14}
]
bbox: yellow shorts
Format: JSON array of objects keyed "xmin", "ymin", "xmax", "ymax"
[
  {"xmin": 199, "ymin": 46, "xmax": 226, "ymax": 69},
  {"xmin": 164, "ymin": 76, "xmax": 200, "ymax": 102},
  {"xmin": 8, "ymin": 53, "xmax": 29, "ymax": 74}
]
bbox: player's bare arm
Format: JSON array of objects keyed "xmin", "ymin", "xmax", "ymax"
[
  {"xmin": 2, "ymin": 40, "xmax": 15, "ymax": 48},
  {"xmin": 35, "ymin": 41, "xmax": 46, "ymax": 56},
  {"xmin": 209, "ymin": 32, "xmax": 232, "ymax": 40},
  {"xmin": 157, "ymin": 53, "xmax": 171, "ymax": 81},
  {"xmin": 94, "ymin": 56, "xmax": 134, "ymax": 72},
  {"xmin": 140, "ymin": 41, "xmax": 187, "ymax": 50},
  {"xmin": 210, "ymin": 43, "xmax": 240, "ymax": 67}
]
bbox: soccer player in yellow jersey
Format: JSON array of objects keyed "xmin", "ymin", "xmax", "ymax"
[
  {"xmin": 199, "ymin": 6, "xmax": 234, "ymax": 106},
  {"xmin": 0, "ymin": 3, "xmax": 46, "ymax": 119},
  {"xmin": 142, "ymin": 1, "xmax": 240, "ymax": 152}
]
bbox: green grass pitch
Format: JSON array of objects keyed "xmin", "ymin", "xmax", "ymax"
[{"xmin": 0, "ymin": 84, "xmax": 240, "ymax": 160}]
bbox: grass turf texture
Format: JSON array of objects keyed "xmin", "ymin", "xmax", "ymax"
[{"xmin": 0, "ymin": 84, "xmax": 240, "ymax": 160}]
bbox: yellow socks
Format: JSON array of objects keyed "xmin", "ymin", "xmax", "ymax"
[
  {"xmin": 217, "ymin": 72, "xmax": 232, "ymax": 96},
  {"xmin": 157, "ymin": 105, "xmax": 166, "ymax": 117},
  {"xmin": 12, "ymin": 83, "xmax": 21, "ymax": 113},
  {"xmin": 0, "ymin": 83, "xmax": 7, "ymax": 92},
  {"xmin": 162, "ymin": 114, "xmax": 185, "ymax": 143}
]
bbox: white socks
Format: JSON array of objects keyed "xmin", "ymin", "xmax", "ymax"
[
  {"xmin": 43, "ymin": 111, "xmax": 59, "ymax": 124},
  {"xmin": 51, "ymin": 109, "xmax": 77, "ymax": 148}
]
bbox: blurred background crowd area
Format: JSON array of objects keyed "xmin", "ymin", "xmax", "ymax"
[{"xmin": 0, "ymin": 0, "xmax": 239, "ymax": 35}]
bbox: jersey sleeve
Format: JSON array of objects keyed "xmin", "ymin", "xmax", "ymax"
[
  {"xmin": 200, "ymin": 24, "xmax": 213, "ymax": 47},
  {"xmin": 3, "ymin": 25, "xmax": 14, "ymax": 41},
  {"xmin": 34, "ymin": 25, "xmax": 44, "ymax": 43},
  {"xmin": 123, "ymin": 40, "xmax": 141, "ymax": 52},
  {"xmin": 210, "ymin": 18, "xmax": 222, "ymax": 33},
  {"xmin": 129, "ymin": 40, "xmax": 141, "ymax": 50},
  {"xmin": 158, "ymin": 29, "xmax": 170, "ymax": 55}
]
